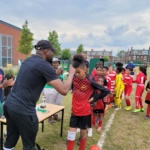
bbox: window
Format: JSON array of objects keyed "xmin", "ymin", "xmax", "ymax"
[{"xmin": 0, "ymin": 34, "xmax": 13, "ymax": 67}]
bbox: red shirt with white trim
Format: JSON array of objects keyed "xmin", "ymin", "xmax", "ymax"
[
  {"xmin": 108, "ymin": 71, "xmax": 116, "ymax": 91},
  {"xmin": 105, "ymin": 75, "xmax": 111, "ymax": 90},
  {"xmin": 123, "ymin": 74, "xmax": 133, "ymax": 86},
  {"xmin": 133, "ymin": 72, "xmax": 147, "ymax": 86}
]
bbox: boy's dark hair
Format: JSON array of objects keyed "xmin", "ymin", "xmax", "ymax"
[
  {"xmin": 116, "ymin": 66, "xmax": 123, "ymax": 73},
  {"xmin": 126, "ymin": 67, "xmax": 133, "ymax": 72},
  {"xmin": 103, "ymin": 66, "xmax": 109, "ymax": 71},
  {"xmin": 116, "ymin": 62, "xmax": 123, "ymax": 67},
  {"xmin": 4, "ymin": 74, "xmax": 15, "ymax": 99},
  {"xmin": 72, "ymin": 54, "xmax": 86, "ymax": 68},
  {"xmin": 95, "ymin": 61, "xmax": 103, "ymax": 67},
  {"xmin": 122, "ymin": 68, "xmax": 125, "ymax": 72},
  {"xmin": 96, "ymin": 65, "xmax": 103, "ymax": 69},
  {"xmin": 139, "ymin": 65, "xmax": 146, "ymax": 73}
]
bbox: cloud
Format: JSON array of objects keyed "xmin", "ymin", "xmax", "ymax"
[
  {"xmin": 1, "ymin": 0, "xmax": 150, "ymax": 56},
  {"xmin": 105, "ymin": 25, "xmax": 129, "ymax": 36}
]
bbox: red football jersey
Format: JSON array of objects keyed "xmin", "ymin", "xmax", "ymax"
[
  {"xmin": 123, "ymin": 74, "xmax": 133, "ymax": 86},
  {"xmin": 108, "ymin": 71, "xmax": 116, "ymax": 91},
  {"xmin": 133, "ymin": 72, "xmax": 147, "ymax": 86},
  {"xmin": 72, "ymin": 77, "xmax": 94, "ymax": 116},
  {"xmin": 105, "ymin": 75, "xmax": 111, "ymax": 90}
]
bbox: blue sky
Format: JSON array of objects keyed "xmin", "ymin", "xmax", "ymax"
[{"xmin": 1, "ymin": 0, "xmax": 150, "ymax": 55}]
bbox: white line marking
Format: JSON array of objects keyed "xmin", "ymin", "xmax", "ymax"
[{"xmin": 97, "ymin": 110, "xmax": 117, "ymax": 150}]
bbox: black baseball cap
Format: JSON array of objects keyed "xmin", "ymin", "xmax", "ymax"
[{"xmin": 35, "ymin": 40, "xmax": 57, "ymax": 51}]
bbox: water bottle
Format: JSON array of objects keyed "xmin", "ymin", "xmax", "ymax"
[{"xmin": 40, "ymin": 96, "xmax": 46, "ymax": 109}]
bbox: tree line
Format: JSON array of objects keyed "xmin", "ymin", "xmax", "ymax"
[{"xmin": 18, "ymin": 20, "xmax": 84, "ymax": 60}]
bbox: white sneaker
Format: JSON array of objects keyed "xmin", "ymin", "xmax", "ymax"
[
  {"xmin": 76, "ymin": 128, "xmax": 80, "ymax": 132},
  {"xmin": 88, "ymin": 128, "xmax": 93, "ymax": 137},
  {"xmin": 115, "ymin": 107, "xmax": 121, "ymax": 111}
]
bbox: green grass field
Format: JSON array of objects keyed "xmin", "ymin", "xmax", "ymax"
[{"xmin": 12, "ymin": 67, "xmax": 150, "ymax": 150}]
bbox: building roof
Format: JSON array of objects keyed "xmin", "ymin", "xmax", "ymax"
[{"xmin": 0, "ymin": 20, "xmax": 22, "ymax": 31}]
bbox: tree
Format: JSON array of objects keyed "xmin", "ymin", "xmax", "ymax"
[
  {"xmin": 103, "ymin": 56, "xmax": 109, "ymax": 62},
  {"xmin": 76, "ymin": 44, "xmax": 84, "ymax": 54},
  {"xmin": 48, "ymin": 30, "xmax": 61, "ymax": 56},
  {"xmin": 116, "ymin": 50, "xmax": 125, "ymax": 57},
  {"xmin": 18, "ymin": 20, "xmax": 33, "ymax": 56},
  {"xmin": 61, "ymin": 49, "xmax": 71, "ymax": 60}
]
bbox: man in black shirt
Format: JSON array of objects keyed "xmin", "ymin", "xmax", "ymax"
[{"xmin": 3, "ymin": 40, "xmax": 75, "ymax": 150}]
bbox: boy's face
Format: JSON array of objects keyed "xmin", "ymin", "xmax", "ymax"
[
  {"xmin": 52, "ymin": 61, "xmax": 59, "ymax": 69},
  {"xmin": 103, "ymin": 68, "xmax": 108, "ymax": 76},
  {"xmin": 96, "ymin": 68, "xmax": 103, "ymax": 76},
  {"xmin": 126, "ymin": 69, "xmax": 130, "ymax": 74},
  {"xmin": 98, "ymin": 78, "xmax": 104, "ymax": 86},
  {"xmin": 75, "ymin": 67, "xmax": 86, "ymax": 79},
  {"xmin": 108, "ymin": 66, "xmax": 113, "ymax": 71}
]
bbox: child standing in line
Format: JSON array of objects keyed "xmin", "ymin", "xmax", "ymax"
[
  {"xmin": 108, "ymin": 65, "xmax": 116, "ymax": 106},
  {"xmin": 145, "ymin": 80, "xmax": 150, "ymax": 119},
  {"xmin": 103, "ymin": 66, "xmax": 111, "ymax": 109},
  {"xmin": 114, "ymin": 66, "xmax": 125, "ymax": 109},
  {"xmin": 66, "ymin": 55, "xmax": 109, "ymax": 150},
  {"xmin": 92, "ymin": 77, "xmax": 106, "ymax": 131},
  {"xmin": 133, "ymin": 66, "xmax": 147, "ymax": 113},
  {"xmin": 123, "ymin": 67, "xmax": 133, "ymax": 111}
]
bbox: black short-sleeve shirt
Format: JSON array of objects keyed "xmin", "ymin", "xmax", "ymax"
[{"xmin": 5, "ymin": 55, "xmax": 58, "ymax": 115}]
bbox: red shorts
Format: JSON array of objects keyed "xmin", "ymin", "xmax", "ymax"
[
  {"xmin": 124, "ymin": 86, "xmax": 132, "ymax": 96},
  {"xmin": 135, "ymin": 86, "xmax": 144, "ymax": 97}
]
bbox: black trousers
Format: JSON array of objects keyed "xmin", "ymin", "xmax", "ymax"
[{"xmin": 4, "ymin": 105, "xmax": 38, "ymax": 150}]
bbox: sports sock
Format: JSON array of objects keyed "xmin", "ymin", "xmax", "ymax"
[
  {"xmin": 98, "ymin": 119, "xmax": 102, "ymax": 127},
  {"xmin": 135, "ymin": 97, "xmax": 139, "ymax": 109},
  {"xmin": 147, "ymin": 105, "xmax": 150, "ymax": 116},
  {"xmin": 139, "ymin": 97, "xmax": 143, "ymax": 108},
  {"xmin": 125, "ymin": 99, "xmax": 130, "ymax": 106},
  {"xmin": 79, "ymin": 138, "xmax": 86, "ymax": 150},
  {"xmin": 67, "ymin": 140, "xmax": 75, "ymax": 150}
]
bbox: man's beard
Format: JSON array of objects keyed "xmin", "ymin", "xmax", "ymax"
[{"xmin": 47, "ymin": 58, "xmax": 53, "ymax": 65}]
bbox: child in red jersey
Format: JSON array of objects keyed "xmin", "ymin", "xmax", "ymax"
[
  {"xmin": 123, "ymin": 67, "xmax": 133, "ymax": 111},
  {"xmin": 103, "ymin": 66, "xmax": 111, "ymax": 109},
  {"xmin": 133, "ymin": 66, "xmax": 147, "ymax": 113},
  {"xmin": 145, "ymin": 81, "xmax": 150, "ymax": 119},
  {"xmin": 108, "ymin": 65, "xmax": 116, "ymax": 106},
  {"xmin": 92, "ymin": 77, "xmax": 105, "ymax": 131},
  {"xmin": 66, "ymin": 55, "xmax": 110, "ymax": 150}
]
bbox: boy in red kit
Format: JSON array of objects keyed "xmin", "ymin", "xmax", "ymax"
[
  {"xmin": 92, "ymin": 77, "xmax": 106, "ymax": 131},
  {"xmin": 108, "ymin": 65, "xmax": 116, "ymax": 106},
  {"xmin": 145, "ymin": 81, "xmax": 150, "ymax": 119},
  {"xmin": 103, "ymin": 66, "xmax": 111, "ymax": 109},
  {"xmin": 123, "ymin": 67, "xmax": 133, "ymax": 111},
  {"xmin": 133, "ymin": 66, "xmax": 147, "ymax": 113},
  {"xmin": 66, "ymin": 55, "xmax": 109, "ymax": 150}
]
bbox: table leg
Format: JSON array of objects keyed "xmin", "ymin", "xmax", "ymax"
[
  {"xmin": 1, "ymin": 123, "xmax": 3, "ymax": 150},
  {"xmin": 42, "ymin": 121, "xmax": 44, "ymax": 132},
  {"xmin": 60, "ymin": 109, "xmax": 64, "ymax": 137}
]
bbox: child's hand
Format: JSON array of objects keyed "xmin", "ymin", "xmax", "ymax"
[
  {"xmin": 56, "ymin": 68, "xmax": 63, "ymax": 76},
  {"xmin": 88, "ymin": 97, "xmax": 94, "ymax": 103},
  {"xmin": 2, "ymin": 78, "xmax": 14, "ymax": 87}
]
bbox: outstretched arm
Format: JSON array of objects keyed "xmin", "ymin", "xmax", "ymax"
[
  {"xmin": 90, "ymin": 79, "xmax": 110, "ymax": 102},
  {"xmin": 47, "ymin": 66, "xmax": 75, "ymax": 95}
]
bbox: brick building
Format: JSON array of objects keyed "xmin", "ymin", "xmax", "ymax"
[
  {"xmin": 87, "ymin": 49, "xmax": 113, "ymax": 61},
  {"xmin": 0, "ymin": 20, "xmax": 26, "ymax": 67},
  {"xmin": 120, "ymin": 47, "xmax": 150, "ymax": 64}
]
